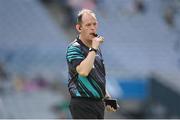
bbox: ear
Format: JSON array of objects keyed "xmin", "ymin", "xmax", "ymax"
[{"xmin": 76, "ymin": 24, "xmax": 81, "ymax": 32}]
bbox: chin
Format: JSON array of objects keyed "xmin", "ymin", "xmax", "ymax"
[{"xmin": 89, "ymin": 36, "xmax": 94, "ymax": 40}]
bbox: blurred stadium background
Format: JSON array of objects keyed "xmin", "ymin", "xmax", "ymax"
[{"xmin": 0, "ymin": 0, "xmax": 180, "ymax": 119}]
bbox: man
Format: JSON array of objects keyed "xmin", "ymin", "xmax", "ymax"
[{"xmin": 66, "ymin": 9, "xmax": 117, "ymax": 119}]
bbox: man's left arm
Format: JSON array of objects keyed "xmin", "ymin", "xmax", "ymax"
[{"xmin": 105, "ymin": 89, "xmax": 119, "ymax": 112}]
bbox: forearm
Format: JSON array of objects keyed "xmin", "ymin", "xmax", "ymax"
[{"xmin": 76, "ymin": 51, "xmax": 96, "ymax": 76}]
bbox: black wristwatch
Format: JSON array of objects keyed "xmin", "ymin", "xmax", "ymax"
[{"xmin": 89, "ymin": 48, "xmax": 97, "ymax": 53}]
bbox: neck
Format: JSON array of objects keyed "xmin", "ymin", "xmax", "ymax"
[{"xmin": 79, "ymin": 34, "xmax": 92, "ymax": 48}]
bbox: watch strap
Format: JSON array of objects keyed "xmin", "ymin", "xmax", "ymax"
[{"xmin": 89, "ymin": 48, "xmax": 97, "ymax": 53}]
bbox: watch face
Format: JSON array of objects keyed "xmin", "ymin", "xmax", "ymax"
[
  {"xmin": 89, "ymin": 48, "xmax": 93, "ymax": 51},
  {"xmin": 89, "ymin": 48, "xmax": 97, "ymax": 53}
]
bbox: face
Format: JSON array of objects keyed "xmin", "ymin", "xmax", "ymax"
[{"xmin": 78, "ymin": 13, "xmax": 98, "ymax": 41}]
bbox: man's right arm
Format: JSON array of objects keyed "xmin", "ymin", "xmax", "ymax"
[
  {"xmin": 76, "ymin": 50, "xmax": 96, "ymax": 76},
  {"xmin": 76, "ymin": 36, "xmax": 104, "ymax": 77}
]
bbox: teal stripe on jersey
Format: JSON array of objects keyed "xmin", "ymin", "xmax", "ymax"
[
  {"xmin": 68, "ymin": 48, "xmax": 81, "ymax": 53},
  {"xmin": 67, "ymin": 53, "xmax": 84, "ymax": 57},
  {"xmin": 78, "ymin": 75, "xmax": 100, "ymax": 98},
  {"xmin": 78, "ymin": 83, "xmax": 90, "ymax": 97},
  {"xmin": 67, "ymin": 56, "xmax": 84, "ymax": 62},
  {"xmin": 67, "ymin": 51, "xmax": 82, "ymax": 56},
  {"xmin": 91, "ymin": 78, "xmax": 104, "ymax": 97},
  {"xmin": 68, "ymin": 46, "xmax": 81, "ymax": 52},
  {"xmin": 67, "ymin": 55, "xmax": 84, "ymax": 59},
  {"xmin": 67, "ymin": 46, "xmax": 84, "ymax": 62}
]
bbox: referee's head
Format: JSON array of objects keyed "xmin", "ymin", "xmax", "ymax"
[
  {"xmin": 75, "ymin": 9, "xmax": 98, "ymax": 40},
  {"xmin": 76, "ymin": 9, "xmax": 96, "ymax": 25}
]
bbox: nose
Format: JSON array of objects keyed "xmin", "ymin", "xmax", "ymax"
[
  {"xmin": 91, "ymin": 23, "xmax": 97, "ymax": 29},
  {"xmin": 91, "ymin": 25, "xmax": 95, "ymax": 30}
]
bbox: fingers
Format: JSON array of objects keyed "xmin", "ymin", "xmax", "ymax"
[
  {"xmin": 93, "ymin": 35, "xmax": 104, "ymax": 43},
  {"xmin": 92, "ymin": 36, "xmax": 104, "ymax": 49},
  {"xmin": 106, "ymin": 105, "xmax": 116, "ymax": 112},
  {"xmin": 98, "ymin": 36, "xmax": 104, "ymax": 43}
]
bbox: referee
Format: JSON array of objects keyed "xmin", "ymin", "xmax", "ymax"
[{"xmin": 66, "ymin": 9, "xmax": 116, "ymax": 119}]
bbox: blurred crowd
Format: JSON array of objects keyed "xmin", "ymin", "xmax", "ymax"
[
  {"xmin": 41, "ymin": 0, "xmax": 180, "ymax": 30},
  {"xmin": 41, "ymin": 0, "xmax": 147, "ymax": 29},
  {"xmin": 0, "ymin": 61, "xmax": 69, "ymax": 118}
]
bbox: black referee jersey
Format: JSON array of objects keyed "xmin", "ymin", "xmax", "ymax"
[{"xmin": 66, "ymin": 36, "xmax": 106, "ymax": 99}]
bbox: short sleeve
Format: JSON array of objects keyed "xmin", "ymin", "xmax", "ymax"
[{"xmin": 66, "ymin": 45, "xmax": 85, "ymax": 68}]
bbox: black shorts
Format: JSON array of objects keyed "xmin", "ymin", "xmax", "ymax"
[{"xmin": 69, "ymin": 97, "xmax": 105, "ymax": 119}]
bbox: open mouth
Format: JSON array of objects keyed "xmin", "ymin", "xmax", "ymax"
[{"xmin": 90, "ymin": 33, "xmax": 98, "ymax": 37}]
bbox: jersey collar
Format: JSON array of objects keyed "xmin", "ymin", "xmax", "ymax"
[{"xmin": 76, "ymin": 35, "xmax": 89, "ymax": 49}]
